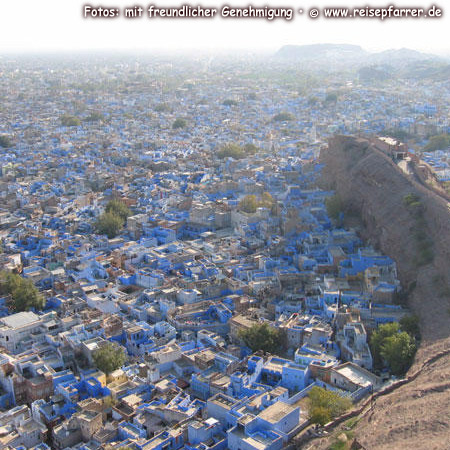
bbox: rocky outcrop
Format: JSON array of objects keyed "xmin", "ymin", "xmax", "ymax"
[
  {"xmin": 319, "ymin": 135, "xmax": 450, "ymax": 450},
  {"xmin": 321, "ymin": 135, "xmax": 450, "ymax": 344}
]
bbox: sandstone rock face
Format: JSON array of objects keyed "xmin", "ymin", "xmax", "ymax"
[{"xmin": 319, "ymin": 135, "xmax": 450, "ymax": 450}]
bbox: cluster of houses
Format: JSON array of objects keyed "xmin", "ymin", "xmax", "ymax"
[
  {"xmin": 0, "ymin": 56, "xmax": 422, "ymax": 450},
  {"xmin": 420, "ymin": 150, "xmax": 450, "ymax": 182}
]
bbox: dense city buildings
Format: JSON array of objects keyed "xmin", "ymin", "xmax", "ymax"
[{"xmin": 0, "ymin": 52, "xmax": 448, "ymax": 450}]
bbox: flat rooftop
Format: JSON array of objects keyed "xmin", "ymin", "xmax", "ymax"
[
  {"xmin": 335, "ymin": 365, "xmax": 373, "ymax": 387},
  {"xmin": 0, "ymin": 311, "xmax": 40, "ymax": 329},
  {"xmin": 258, "ymin": 401, "xmax": 296, "ymax": 424}
]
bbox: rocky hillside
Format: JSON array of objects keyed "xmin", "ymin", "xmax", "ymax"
[{"xmin": 319, "ymin": 135, "xmax": 450, "ymax": 449}]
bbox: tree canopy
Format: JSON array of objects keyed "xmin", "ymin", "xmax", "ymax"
[
  {"xmin": 399, "ymin": 314, "xmax": 421, "ymax": 340},
  {"xmin": 370, "ymin": 322, "xmax": 400, "ymax": 369},
  {"xmin": 308, "ymin": 386, "xmax": 352, "ymax": 425},
  {"xmin": 272, "ymin": 112, "xmax": 295, "ymax": 122},
  {"xmin": 61, "ymin": 114, "xmax": 81, "ymax": 127},
  {"xmin": 172, "ymin": 118, "xmax": 187, "ymax": 130},
  {"xmin": 238, "ymin": 322, "xmax": 285, "ymax": 354},
  {"xmin": 385, "ymin": 128, "xmax": 413, "ymax": 141},
  {"xmin": 95, "ymin": 212, "xmax": 124, "ymax": 239},
  {"xmin": 216, "ymin": 142, "xmax": 259, "ymax": 160},
  {"xmin": 84, "ymin": 111, "xmax": 104, "ymax": 122},
  {"xmin": 424, "ymin": 134, "xmax": 450, "ymax": 151},
  {"xmin": 105, "ymin": 199, "xmax": 131, "ymax": 223},
  {"xmin": 238, "ymin": 195, "xmax": 258, "ymax": 214},
  {"xmin": 0, "ymin": 271, "xmax": 45, "ymax": 312},
  {"xmin": 238, "ymin": 192, "xmax": 275, "ymax": 214},
  {"xmin": 223, "ymin": 99, "xmax": 238, "ymax": 106},
  {"xmin": 154, "ymin": 103, "xmax": 171, "ymax": 113},
  {"xmin": 325, "ymin": 92, "xmax": 339, "ymax": 103},
  {"xmin": 243, "ymin": 143, "xmax": 259, "ymax": 154},
  {"xmin": 92, "ymin": 341, "xmax": 126, "ymax": 375},
  {"xmin": 325, "ymin": 195, "xmax": 344, "ymax": 221},
  {"xmin": 370, "ymin": 321, "xmax": 417, "ymax": 375},
  {"xmin": 0, "ymin": 135, "xmax": 13, "ymax": 148},
  {"xmin": 95, "ymin": 200, "xmax": 131, "ymax": 238},
  {"xmin": 380, "ymin": 331, "xmax": 416, "ymax": 376}
]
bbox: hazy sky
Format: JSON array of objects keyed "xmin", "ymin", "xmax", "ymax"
[{"xmin": 0, "ymin": 0, "xmax": 448, "ymax": 54}]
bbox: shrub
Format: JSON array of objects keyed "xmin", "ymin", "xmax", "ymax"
[
  {"xmin": 272, "ymin": 112, "xmax": 295, "ymax": 122},
  {"xmin": 93, "ymin": 342, "xmax": 126, "ymax": 375},
  {"xmin": 370, "ymin": 322, "xmax": 416, "ymax": 375},
  {"xmin": 61, "ymin": 114, "xmax": 81, "ymax": 127},
  {"xmin": 95, "ymin": 212, "xmax": 124, "ymax": 239},
  {"xmin": 0, "ymin": 135, "xmax": 13, "ymax": 148},
  {"xmin": 308, "ymin": 386, "xmax": 352, "ymax": 425},
  {"xmin": 0, "ymin": 272, "xmax": 45, "ymax": 312},
  {"xmin": 238, "ymin": 323, "xmax": 285, "ymax": 354},
  {"xmin": 172, "ymin": 118, "xmax": 187, "ymax": 129}
]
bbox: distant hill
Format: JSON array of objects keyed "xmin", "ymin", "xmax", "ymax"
[
  {"xmin": 274, "ymin": 44, "xmax": 445, "ymax": 74},
  {"xmin": 400, "ymin": 60, "xmax": 450, "ymax": 80},
  {"xmin": 358, "ymin": 65, "xmax": 392, "ymax": 82},
  {"xmin": 367, "ymin": 47, "xmax": 439, "ymax": 65},
  {"xmin": 275, "ymin": 44, "xmax": 367, "ymax": 61}
]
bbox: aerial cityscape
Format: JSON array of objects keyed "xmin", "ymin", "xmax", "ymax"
[
  {"xmin": 0, "ymin": 45, "xmax": 450, "ymax": 450},
  {"xmin": 0, "ymin": 9, "xmax": 449, "ymax": 450}
]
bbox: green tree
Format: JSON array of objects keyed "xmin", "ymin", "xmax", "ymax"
[
  {"xmin": 95, "ymin": 212, "xmax": 124, "ymax": 239},
  {"xmin": 0, "ymin": 272, "xmax": 20, "ymax": 295},
  {"xmin": 243, "ymin": 143, "xmax": 259, "ymax": 155},
  {"xmin": 105, "ymin": 199, "xmax": 131, "ymax": 223},
  {"xmin": 154, "ymin": 103, "xmax": 170, "ymax": 113},
  {"xmin": 272, "ymin": 112, "xmax": 294, "ymax": 122},
  {"xmin": 385, "ymin": 128, "xmax": 413, "ymax": 141},
  {"xmin": 61, "ymin": 114, "xmax": 81, "ymax": 127},
  {"xmin": 308, "ymin": 386, "xmax": 352, "ymax": 425},
  {"xmin": 380, "ymin": 332, "xmax": 416, "ymax": 376},
  {"xmin": 172, "ymin": 118, "xmax": 187, "ymax": 130},
  {"xmin": 0, "ymin": 272, "xmax": 45, "ymax": 312},
  {"xmin": 260, "ymin": 192, "xmax": 274, "ymax": 208},
  {"xmin": 239, "ymin": 193, "xmax": 274, "ymax": 214},
  {"xmin": 325, "ymin": 92, "xmax": 338, "ymax": 103},
  {"xmin": 223, "ymin": 99, "xmax": 238, "ymax": 106},
  {"xmin": 403, "ymin": 193, "xmax": 422, "ymax": 209},
  {"xmin": 309, "ymin": 405, "xmax": 331, "ymax": 426},
  {"xmin": 370, "ymin": 322, "xmax": 416, "ymax": 375},
  {"xmin": 325, "ymin": 195, "xmax": 344, "ymax": 221},
  {"xmin": 0, "ymin": 135, "xmax": 13, "ymax": 148},
  {"xmin": 217, "ymin": 143, "xmax": 245, "ymax": 159},
  {"xmin": 239, "ymin": 195, "xmax": 258, "ymax": 214},
  {"xmin": 424, "ymin": 134, "xmax": 450, "ymax": 151},
  {"xmin": 84, "ymin": 111, "xmax": 104, "ymax": 122},
  {"xmin": 238, "ymin": 322, "xmax": 284, "ymax": 354},
  {"xmin": 369, "ymin": 322, "xmax": 399, "ymax": 370},
  {"xmin": 399, "ymin": 314, "xmax": 420, "ymax": 340},
  {"xmin": 92, "ymin": 342, "xmax": 126, "ymax": 375},
  {"xmin": 12, "ymin": 280, "xmax": 45, "ymax": 312}
]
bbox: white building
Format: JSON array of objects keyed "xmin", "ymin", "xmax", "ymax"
[{"xmin": 0, "ymin": 312, "xmax": 43, "ymax": 353}]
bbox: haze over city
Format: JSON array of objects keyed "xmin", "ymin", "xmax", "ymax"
[{"xmin": 0, "ymin": 0, "xmax": 449, "ymax": 55}]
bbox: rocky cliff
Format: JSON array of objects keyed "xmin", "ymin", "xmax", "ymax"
[{"xmin": 319, "ymin": 135, "xmax": 450, "ymax": 449}]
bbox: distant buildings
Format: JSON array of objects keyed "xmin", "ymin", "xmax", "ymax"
[{"xmin": 0, "ymin": 54, "xmax": 425, "ymax": 450}]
